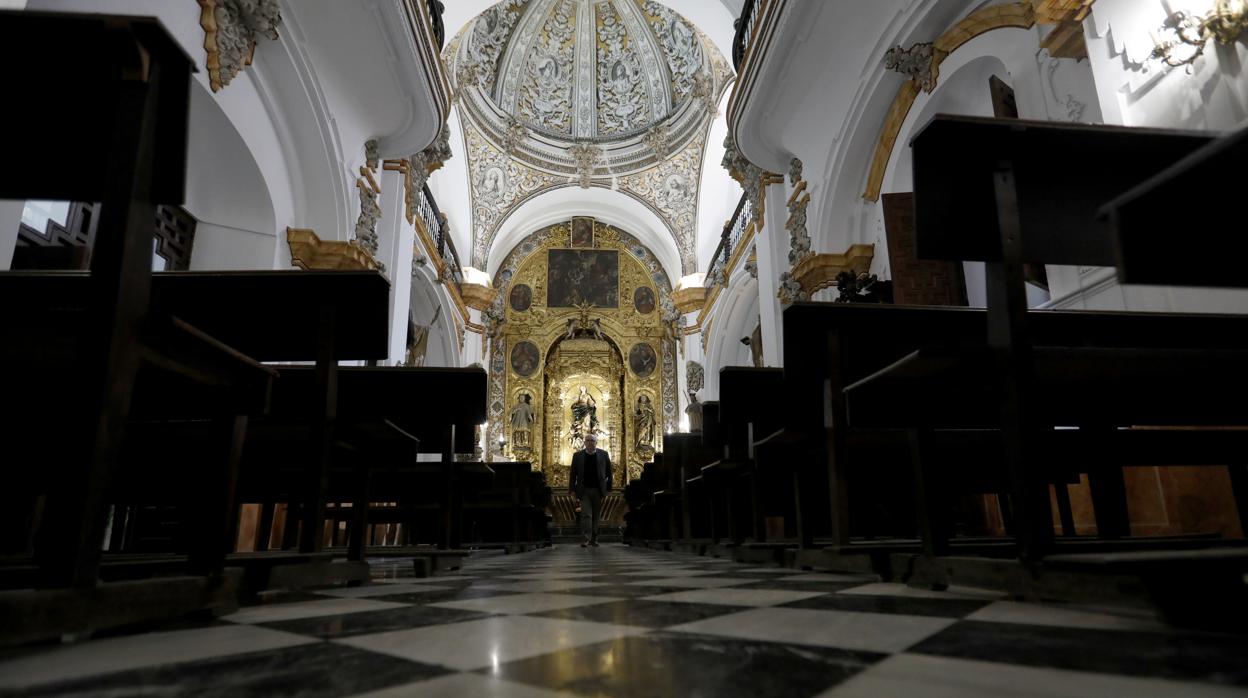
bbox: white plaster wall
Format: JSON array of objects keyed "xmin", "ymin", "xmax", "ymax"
[
  {"xmin": 428, "ymin": 106, "xmax": 474, "ymax": 269},
  {"xmin": 700, "ymin": 269, "xmax": 760, "ymax": 399},
  {"xmin": 696, "ymin": 89, "xmax": 743, "ymax": 272},
  {"xmin": 184, "ymin": 80, "xmax": 280, "ymax": 270},
  {"xmin": 379, "ymin": 170, "xmax": 414, "ymax": 365},
  {"xmin": 1052, "ymin": 0, "xmax": 1248, "ymax": 314},
  {"xmin": 0, "ymin": 200, "xmax": 24, "ymax": 270}
]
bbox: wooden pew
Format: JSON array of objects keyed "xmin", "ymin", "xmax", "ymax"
[
  {"xmin": 702, "ymin": 369, "xmax": 791, "ymax": 556},
  {"xmin": 685, "ymin": 401, "xmax": 722, "ymax": 547},
  {"xmin": 844, "ymin": 115, "xmax": 1248, "ymax": 562},
  {"xmin": 461, "ymin": 461, "xmax": 549, "ymax": 552},
  {"xmin": 1105, "ymin": 122, "xmax": 1247, "ymax": 288},
  {"xmin": 0, "ymin": 12, "xmax": 274, "ymax": 644}
]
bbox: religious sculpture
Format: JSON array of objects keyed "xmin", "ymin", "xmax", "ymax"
[
  {"xmin": 564, "ymin": 300, "xmax": 605, "ymax": 340},
  {"xmin": 634, "ymin": 394, "xmax": 657, "ymax": 450},
  {"xmin": 685, "ymin": 390, "xmax": 703, "ymax": 433},
  {"xmin": 509, "ymin": 393, "xmax": 536, "ymax": 450},
  {"xmin": 569, "ymin": 385, "xmax": 599, "ymax": 449}
]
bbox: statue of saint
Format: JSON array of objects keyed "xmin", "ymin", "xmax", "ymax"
[
  {"xmin": 569, "ymin": 386, "xmax": 598, "ymax": 449},
  {"xmin": 634, "ymin": 395, "xmax": 656, "ymax": 450},
  {"xmin": 509, "ymin": 393, "xmax": 535, "ymax": 449},
  {"xmin": 685, "ymin": 390, "xmax": 704, "ymax": 433}
]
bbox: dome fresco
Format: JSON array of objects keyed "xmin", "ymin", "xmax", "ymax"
[{"xmin": 458, "ymin": 0, "xmax": 712, "ymax": 142}]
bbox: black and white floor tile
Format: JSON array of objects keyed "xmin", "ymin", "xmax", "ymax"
[{"xmin": 2, "ymin": 545, "xmax": 1247, "ymax": 697}]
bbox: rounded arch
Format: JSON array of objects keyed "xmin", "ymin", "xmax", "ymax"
[
  {"xmin": 485, "ymin": 185, "xmax": 683, "ymax": 284},
  {"xmin": 408, "ymin": 265, "xmax": 461, "ymax": 367},
  {"xmin": 184, "ymin": 79, "xmax": 278, "ymax": 270},
  {"xmin": 884, "ymin": 54, "xmax": 1012, "ymax": 194},
  {"xmin": 702, "ymin": 269, "xmax": 760, "ymax": 399}
]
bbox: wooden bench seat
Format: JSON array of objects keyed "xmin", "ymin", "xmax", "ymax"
[{"xmin": 848, "ymin": 114, "xmax": 1245, "ymax": 561}]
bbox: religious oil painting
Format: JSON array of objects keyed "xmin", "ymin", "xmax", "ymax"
[
  {"xmin": 571, "ymin": 216, "xmax": 595, "ymax": 247},
  {"xmin": 634, "ymin": 286, "xmax": 656, "ymax": 314},
  {"xmin": 547, "ymin": 249, "xmax": 619, "ymax": 308},
  {"xmin": 510, "ymin": 340, "xmax": 541, "ymax": 377},
  {"xmin": 629, "ymin": 342, "xmax": 658, "ymax": 378},
  {"xmin": 510, "ymin": 283, "xmax": 533, "ymax": 312}
]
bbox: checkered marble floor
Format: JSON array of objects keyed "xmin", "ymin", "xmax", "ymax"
[{"xmin": 2, "ymin": 545, "xmax": 1247, "ymax": 697}]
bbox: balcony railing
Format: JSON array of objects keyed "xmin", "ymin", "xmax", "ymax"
[
  {"xmin": 418, "ymin": 183, "xmax": 462, "ymax": 286},
  {"xmin": 426, "ymin": 0, "xmax": 446, "ymax": 50},
  {"xmin": 705, "ymin": 193, "xmax": 751, "ymax": 288},
  {"xmin": 732, "ymin": 0, "xmax": 760, "ymax": 71}
]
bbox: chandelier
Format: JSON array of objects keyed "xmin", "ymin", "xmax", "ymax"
[{"xmin": 1151, "ymin": 0, "xmax": 1248, "ymax": 70}]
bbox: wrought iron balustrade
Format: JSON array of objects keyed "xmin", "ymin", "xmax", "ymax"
[
  {"xmin": 426, "ymin": 0, "xmax": 446, "ymax": 50},
  {"xmin": 417, "ymin": 183, "xmax": 463, "ymax": 287},
  {"xmin": 732, "ymin": 0, "xmax": 761, "ymax": 71},
  {"xmin": 705, "ymin": 193, "xmax": 751, "ymax": 288}
]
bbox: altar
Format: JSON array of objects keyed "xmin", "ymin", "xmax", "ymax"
[{"xmin": 486, "ymin": 218, "xmax": 677, "ymax": 487}]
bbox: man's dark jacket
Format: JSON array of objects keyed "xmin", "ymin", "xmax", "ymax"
[{"xmin": 570, "ymin": 449, "xmax": 613, "ymax": 498}]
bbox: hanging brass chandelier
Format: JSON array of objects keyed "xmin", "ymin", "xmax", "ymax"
[{"xmin": 1151, "ymin": 0, "xmax": 1248, "ymax": 70}]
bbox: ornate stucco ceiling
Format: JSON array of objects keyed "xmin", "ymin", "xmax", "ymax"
[{"xmin": 445, "ymin": 0, "xmax": 733, "ymax": 274}]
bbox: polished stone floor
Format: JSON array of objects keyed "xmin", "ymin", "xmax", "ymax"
[{"xmin": 2, "ymin": 545, "xmax": 1247, "ymax": 696}]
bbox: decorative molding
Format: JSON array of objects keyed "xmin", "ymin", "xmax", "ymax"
[
  {"xmin": 686, "ymin": 360, "xmax": 705, "ymax": 393},
  {"xmin": 792, "ymin": 244, "xmax": 876, "ymax": 295},
  {"xmin": 197, "ymin": 0, "xmax": 283, "ymax": 93},
  {"xmin": 785, "ymin": 175, "xmax": 812, "ymax": 267},
  {"xmin": 353, "ymin": 144, "xmax": 385, "ymax": 274},
  {"xmin": 864, "ymin": 2, "xmax": 1038, "ymax": 202},
  {"xmin": 460, "ymin": 281, "xmax": 498, "ymax": 310},
  {"xmin": 446, "ymin": 2, "xmax": 733, "ymax": 275},
  {"xmin": 722, "ymin": 134, "xmax": 765, "ymax": 225},
  {"xmin": 568, "ymin": 141, "xmax": 604, "ymax": 189},
  {"xmin": 287, "ymin": 227, "xmax": 381, "ymax": 271},
  {"xmin": 672, "ymin": 286, "xmax": 708, "ymax": 315},
  {"xmin": 884, "ymin": 42, "xmax": 942, "ymax": 93},
  {"xmin": 408, "ymin": 125, "xmax": 453, "ymax": 219}
]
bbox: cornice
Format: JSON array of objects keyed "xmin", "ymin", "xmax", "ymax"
[
  {"xmin": 672, "ymin": 286, "xmax": 708, "ymax": 315},
  {"xmin": 460, "ymin": 282, "xmax": 499, "ymax": 311},
  {"xmin": 286, "ymin": 227, "xmax": 382, "ymax": 271},
  {"xmin": 792, "ymin": 244, "xmax": 876, "ymax": 295},
  {"xmin": 726, "ymin": 0, "xmax": 794, "ymax": 172}
]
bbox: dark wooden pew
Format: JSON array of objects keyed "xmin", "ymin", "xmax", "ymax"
[
  {"xmin": 461, "ymin": 461, "xmax": 549, "ymax": 552},
  {"xmin": 1105, "ymin": 122, "xmax": 1248, "ymax": 289},
  {"xmin": 701, "ymin": 369, "xmax": 791, "ymax": 553},
  {"xmin": 844, "ymin": 115, "xmax": 1248, "ymax": 562},
  {"xmin": 685, "ymin": 401, "xmax": 722, "ymax": 546},
  {"xmin": 0, "ymin": 12, "xmax": 274, "ymax": 644}
]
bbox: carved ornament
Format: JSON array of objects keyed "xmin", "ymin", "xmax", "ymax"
[
  {"xmin": 461, "ymin": 282, "xmax": 499, "ymax": 311},
  {"xmin": 197, "ymin": 0, "xmax": 282, "ymax": 93},
  {"xmin": 672, "ymin": 286, "xmax": 708, "ymax": 315},
  {"xmin": 287, "ymin": 227, "xmax": 380, "ymax": 271}
]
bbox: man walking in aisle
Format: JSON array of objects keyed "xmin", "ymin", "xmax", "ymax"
[{"xmin": 570, "ymin": 433, "xmax": 612, "ymax": 547}]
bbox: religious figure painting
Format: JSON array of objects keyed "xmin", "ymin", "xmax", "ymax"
[
  {"xmin": 510, "ymin": 283, "xmax": 533, "ymax": 312},
  {"xmin": 629, "ymin": 342, "xmax": 657, "ymax": 378},
  {"xmin": 547, "ymin": 249, "xmax": 618, "ymax": 308},
  {"xmin": 633, "ymin": 286, "xmax": 656, "ymax": 314},
  {"xmin": 571, "ymin": 217, "xmax": 594, "ymax": 247},
  {"xmin": 510, "ymin": 340, "xmax": 541, "ymax": 377}
]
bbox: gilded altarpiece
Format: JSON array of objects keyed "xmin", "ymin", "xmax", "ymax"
[{"xmin": 488, "ymin": 220, "xmax": 676, "ymax": 488}]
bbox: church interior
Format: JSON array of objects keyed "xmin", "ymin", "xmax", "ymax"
[{"xmin": 1, "ymin": 0, "xmax": 1247, "ymax": 694}]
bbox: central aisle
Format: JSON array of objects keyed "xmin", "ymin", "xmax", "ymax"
[{"xmin": 2, "ymin": 546, "xmax": 1246, "ymax": 696}]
